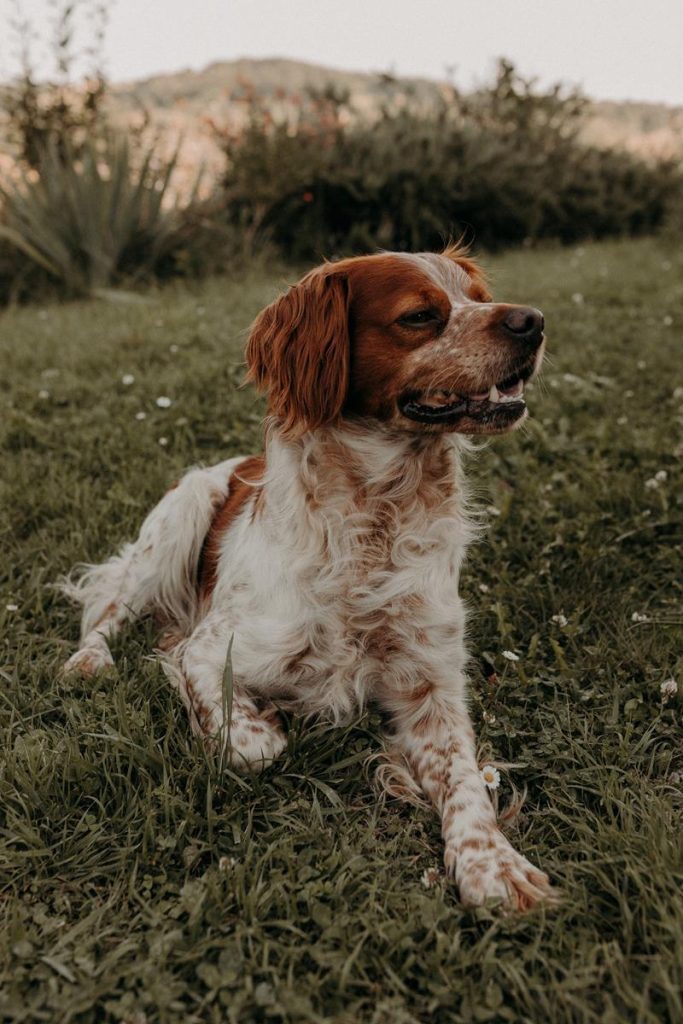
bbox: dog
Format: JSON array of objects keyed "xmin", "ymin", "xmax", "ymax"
[{"xmin": 62, "ymin": 245, "xmax": 555, "ymax": 909}]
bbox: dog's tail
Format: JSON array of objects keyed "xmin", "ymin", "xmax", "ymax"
[{"xmin": 59, "ymin": 457, "xmax": 245, "ymax": 642}]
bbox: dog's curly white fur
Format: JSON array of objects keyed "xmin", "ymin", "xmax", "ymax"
[{"xmin": 61, "ymin": 247, "xmax": 556, "ymax": 909}]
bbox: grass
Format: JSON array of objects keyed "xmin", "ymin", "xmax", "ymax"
[{"xmin": 1, "ymin": 237, "xmax": 682, "ymax": 1023}]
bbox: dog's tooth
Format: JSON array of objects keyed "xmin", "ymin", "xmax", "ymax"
[{"xmin": 489, "ymin": 384, "xmax": 500, "ymax": 403}]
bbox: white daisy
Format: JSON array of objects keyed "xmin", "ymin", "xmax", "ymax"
[
  {"xmin": 551, "ymin": 614, "xmax": 568, "ymax": 627},
  {"xmin": 156, "ymin": 396, "xmax": 172, "ymax": 408},
  {"xmin": 121, "ymin": 374, "xmax": 135, "ymax": 386},
  {"xmin": 502, "ymin": 650, "xmax": 519, "ymax": 662},
  {"xmin": 158, "ymin": 437, "xmax": 169, "ymax": 447},
  {"xmin": 480, "ymin": 765, "xmax": 501, "ymax": 790},
  {"xmin": 420, "ymin": 866, "xmax": 440, "ymax": 888},
  {"xmin": 660, "ymin": 679, "xmax": 678, "ymax": 701}
]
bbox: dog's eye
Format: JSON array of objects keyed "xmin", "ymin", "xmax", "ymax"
[{"xmin": 398, "ymin": 310, "xmax": 440, "ymax": 327}]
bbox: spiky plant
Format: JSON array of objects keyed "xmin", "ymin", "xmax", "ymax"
[{"xmin": 0, "ymin": 131, "xmax": 198, "ymax": 297}]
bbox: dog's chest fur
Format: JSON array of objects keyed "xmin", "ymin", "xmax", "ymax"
[{"xmin": 200, "ymin": 427, "xmax": 474, "ymax": 721}]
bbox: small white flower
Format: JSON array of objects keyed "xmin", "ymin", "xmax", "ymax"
[
  {"xmin": 121, "ymin": 374, "xmax": 135, "ymax": 386},
  {"xmin": 663, "ymin": 315, "xmax": 673, "ymax": 327},
  {"xmin": 502, "ymin": 650, "xmax": 520, "ymax": 662},
  {"xmin": 636, "ymin": 360, "xmax": 647, "ymax": 370},
  {"xmin": 478, "ymin": 583, "xmax": 490, "ymax": 593},
  {"xmin": 480, "ymin": 764, "xmax": 501, "ymax": 790},
  {"xmin": 669, "ymin": 771, "xmax": 682, "ymax": 784},
  {"xmin": 482, "ymin": 710, "xmax": 497, "ymax": 724},
  {"xmin": 218, "ymin": 856, "xmax": 237, "ymax": 871},
  {"xmin": 617, "ymin": 416, "xmax": 628, "ymax": 425},
  {"xmin": 420, "ymin": 866, "xmax": 440, "ymax": 888},
  {"xmin": 551, "ymin": 614, "xmax": 568, "ymax": 627},
  {"xmin": 571, "ymin": 292, "xmax": 584, "ymax": 305},
  {"xmin": 38, "ymin": 389, "xmax": 50, "ymax": 399},
  {"xmin": 644, "ymin": 478, "xmax": 659, "ymax": 490},
  {"xmin": 156, "ymin": 396, "xmax": 172, "ymax": 408},
  {"xmin": 5, "ymin": 603, "xmax": 18, "ymax": 612},
  {"xmin": 135, "ymin": 411, "xmax": 147, "ymax": 421},
  {"xmin": 660, "ymin": 678, "xmax": 678, "ymax": 700},
  {"xmin": 654, "ymin": 470, "xmax": 668, "ymax": 483},
  {"xmin": 673, "ymin": 387, "xmax": 683, "ymax": 400},
  {"xmin": 158, "ymin": 437, "xmax": 169, "ymax": 447},
  {"xmin": 631, "ymin": 612, "xmax": 649, "ymax": 623},
  {"xmin": 169, "ymin": 344, "xmax": 179, "ymax": 354}
]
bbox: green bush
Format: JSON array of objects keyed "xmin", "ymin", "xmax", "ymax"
[
  {"xmin": 217, "ymin": 62, "xmax": 679, "ymax": 258},
  {"xmin": 0, "ymin": 132, "xmax": 203, "ymax": 298}
]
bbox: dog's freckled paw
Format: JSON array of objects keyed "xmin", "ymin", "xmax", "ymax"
[
  {"xmin": 453, "ymin": 837, "xmax": 558, "ymax": 911},
  {"xmin": 224, "ymin": 722, "xmax": 287, "ymax": 772},
  {"xmin": 62, "ymin": 646, "xmax": 114, "ymax": 678}
]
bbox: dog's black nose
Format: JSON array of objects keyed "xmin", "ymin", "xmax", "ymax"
[{"xmin": 501, "ymin": 307, "xmax": 544, "ymax": 346}]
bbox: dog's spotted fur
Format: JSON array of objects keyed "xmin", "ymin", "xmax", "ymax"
[{"xmin": 61, "ymin": 247, "xmax": 555, "ymax": 909}]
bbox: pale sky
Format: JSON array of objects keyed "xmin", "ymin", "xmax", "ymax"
[{"xmin": 1, "ymin": 0, "xmax": 683, "ymax": 104}]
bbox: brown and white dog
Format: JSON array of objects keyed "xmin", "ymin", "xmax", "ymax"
[{"xmin": 62, "ymin": 245, "xmax": 555, "ymax": 909}]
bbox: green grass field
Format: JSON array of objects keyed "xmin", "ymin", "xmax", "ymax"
[{"xmin": 1, "ymin": 237, "xmax": 681, "ymax": 1023}]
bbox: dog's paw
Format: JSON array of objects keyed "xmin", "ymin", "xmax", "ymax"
[
  {"xmin": 449, "ymin": 833, "xmax": 558, "ymax": 911},
  {"xmin": 224, "ymin": 718, "xmax": 287, "ymax": 772},
  {"xmin": 62, "ymin": 645, "xmax": 114, "ymax": 679}
]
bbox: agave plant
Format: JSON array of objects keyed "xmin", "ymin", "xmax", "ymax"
[{"xmin": 0, "ymin": 131, "xmax": 199, "ymax": 297}]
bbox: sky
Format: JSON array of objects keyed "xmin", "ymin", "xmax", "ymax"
[{"xmin": 1, "ymin": 0, "xmax": 682, "ymax": 105}]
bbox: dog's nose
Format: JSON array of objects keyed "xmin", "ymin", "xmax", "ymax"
[{"xmin": 501, "ymin": 307, "xmax": 544, "ymax": 346}]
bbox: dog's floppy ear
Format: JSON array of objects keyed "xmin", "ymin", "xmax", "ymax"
[{"xmin": 245, "ymin": 265, "xmax": 350, "ymax": 438}]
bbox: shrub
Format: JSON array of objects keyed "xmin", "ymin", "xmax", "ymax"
[
  {"xmin": 216, "ymin": 61, "xmax": 679, "ymax": 259},
  {"xmin": 0, "ymin": 131, "xmax": 203, "ymax": 297},
  {"xmin": 0, "ymin": 0, "xmax": 109, "ymax": 169}
]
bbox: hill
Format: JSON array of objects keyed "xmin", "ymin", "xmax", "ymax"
[{"xmin": 103, "ymin": 58, "xmax": 683, "ymax": 195}]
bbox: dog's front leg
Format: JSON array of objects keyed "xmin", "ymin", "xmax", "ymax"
[{"xmin": 382, "ymin": 685, "xmax": 556, "ymax": 910}]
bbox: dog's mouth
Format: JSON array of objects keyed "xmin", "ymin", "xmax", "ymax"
[{"xmin": 398, "ymin": 370, "xmax": 530, "ymax": 426}]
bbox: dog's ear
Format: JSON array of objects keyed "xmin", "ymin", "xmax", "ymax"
[{"xmin": 245, "ymin": 266, "xmax": 350, "ymax": 438}]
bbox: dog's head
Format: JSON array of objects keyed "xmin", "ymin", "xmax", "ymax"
[{"xmin": 246, "ymin": 246, "xmax": 545, "ymax": 437}]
